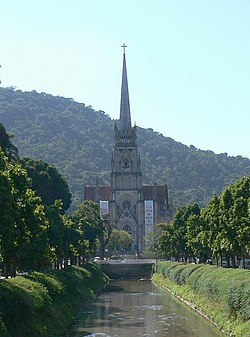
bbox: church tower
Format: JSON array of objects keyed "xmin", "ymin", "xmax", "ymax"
[
  {"xmin": 109, "ymin": 45, "xmax": 144, "ymax": 251},
  {"xmin": 84, "ymin": 46, "xmax": 171, "ymax": 254}
]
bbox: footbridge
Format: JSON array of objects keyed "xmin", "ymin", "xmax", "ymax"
[{"xmin": 98, "ymin": 259, "xmax": 156, "ymax": 279}]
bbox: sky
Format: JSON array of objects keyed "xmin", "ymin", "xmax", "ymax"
[{"xmin": 1, "ymin": 1, "xmax": 250, "ymax": 159}]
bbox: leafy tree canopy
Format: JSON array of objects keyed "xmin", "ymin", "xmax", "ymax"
[
  {"xmin": 0, "ymin": 149, "xmax": 50, "ymax": 276},
  {"xmin": 107, "ymin": 229, "xmax": 133, "ymax": 253},
  {"xmin": 72, "ymin": 200, "xmax": 103, "ymax": 258},
  {"xmin": 0, "ymin": 122, "xmax": 19, "ymax": 162},
  {"xmin": 158, "ymin": 175, "xmax": 250, "ymax": 265},
  {"xmin": 21, "ymin": 157, "xmax": 72, "ymax": 211}
]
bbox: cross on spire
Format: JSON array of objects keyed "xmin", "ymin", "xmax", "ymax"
[
  {"xmin": 121, "ymin": 43, "xmax": 127, "ymax": 54},
  {"xmin": 119, "ymin": 44, "xmax": 131, "ymax": 131}
]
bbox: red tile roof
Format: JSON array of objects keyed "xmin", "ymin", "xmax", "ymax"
[{"xmin": 84, "ymin": 184, "xmax": 168, "ymax": 206}]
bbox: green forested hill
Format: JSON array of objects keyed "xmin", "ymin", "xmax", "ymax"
[{"xmin": 0, "ymin": 87, "xmax": 249, "ymax": 210}]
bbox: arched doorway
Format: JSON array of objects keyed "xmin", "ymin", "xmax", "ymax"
[
  {"xmin": 122, "ymin": 224, "xmax": 132, "ymax": 233},
  {"xmin": 118, "ymin": 219, "xmax": 137, "ymax": 252}
]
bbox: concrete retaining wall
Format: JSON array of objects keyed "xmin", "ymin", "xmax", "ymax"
[{"xmin": 99, "ymin": 260, "xmax": 155, "ymax": 279}]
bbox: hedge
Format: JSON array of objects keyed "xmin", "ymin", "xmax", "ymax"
[
  {"xmin": 0, "ymin": 263, "xmax": 109, "ymax": 337},
  {"xmin": 153, "ymin": 261, "xmax": 250, "ymax": 337}
]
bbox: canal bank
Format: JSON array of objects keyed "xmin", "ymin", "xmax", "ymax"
[
  {"xmin": 0, "ymin": 263, "xmax": 108, "ymax": 337},
  {"xmin": 152, "ymin": 261, "xmax": 250, "ymax": 337}
]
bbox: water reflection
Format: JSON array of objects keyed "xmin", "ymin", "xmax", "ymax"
[{"xmin": 70, "ymin": 279, "xmax": 224, "ymax": 337}]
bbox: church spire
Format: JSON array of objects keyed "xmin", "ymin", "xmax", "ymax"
[{"xmin": 119, "ymin": 44, "xmax": 131, "ymax": 131}]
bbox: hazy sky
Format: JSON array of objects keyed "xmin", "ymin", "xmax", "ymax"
[{"xmin": 1, "ymin": 1, "xmax": 250, "ymax": 159}]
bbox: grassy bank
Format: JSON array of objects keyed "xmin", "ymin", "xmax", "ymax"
[
  {"xmin": 152, "ymin": 261, "xmax": 250, "ymax": 337},
  {"xmin": 0, "ymin": 263, "xmax": 109, "ymax": 337}
]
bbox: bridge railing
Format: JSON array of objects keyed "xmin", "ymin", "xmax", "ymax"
[{"xmin": 98, "ymin": 259, "xmax": 156, "ymax": 265}]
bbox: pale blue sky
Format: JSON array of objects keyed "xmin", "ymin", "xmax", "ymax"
[{"xmin": 1, "ymin": 1, "xmax": 250, "ymax": 159}]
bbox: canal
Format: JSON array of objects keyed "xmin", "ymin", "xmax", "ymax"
[{"xmin": 70, "ymin": 279, "xmax": 224, "ymax": 337}]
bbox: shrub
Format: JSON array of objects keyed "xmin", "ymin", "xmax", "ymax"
[
  {"xmin": 0, "ymin": 263, "xmax": 108, "ymax": 337},
  {"xmin": 155, "ymin": 261, "xmax": 250, "ymax": 323}
]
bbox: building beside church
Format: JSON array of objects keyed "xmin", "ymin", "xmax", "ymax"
[{"xmin": 84, "ymin": 47, "xmax": 170, "ymax": 252}]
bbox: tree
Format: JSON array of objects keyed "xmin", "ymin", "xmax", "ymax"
[
  {"xmin": 107, "ymin": 229, "xmax": 133, "ymax": 254},
  {"xmin": 99, "ymin": 213, "xmax": 112, "ymax": 259},
  {"xmin": 144, "ymin": 223, "xmax": 162, "ymax": 258},
  {"xmin": 158, "ymin": 176, "xmax": 250, "ymax": 267},
  {"xmin": 219, "ymin": 187, "xmax": 238, "ymax": 266},
  {"xmin": 15, "ymin": 187, "xmax": 50, "ymax": 272},
  {"xmin": 0, "ymin": 151, "xmax": 16, "ymax": 276},
  {"xmin": 45, "ymin": 200, "xmax": 68, "ymax": 269},
  {"xmin": 0, "ymin": 149, "xmax": 50, "ymax": 276},
  {"xmin": 61, "ymin": 213, "xmax": 81, "ymax": 266},
  {"xmin": 201, "ymin": 194, "xmax": 221, "ymax": 263},
  {"xmin": 0, "ymin": 123, "xmax": 19, "ymax": 162},
  {"xmin": 186, "ymin": 213, "xmax": 210, "ymax": 263},
  {"xmin": 158, "ymin": 222, "xmax": 175, "ymax": 259},
  {"xmin": 72, "ymin": 200, "xmax": 103, "ymax": 261},
  {"xmin": 21, "ymin": 158, "xmax": 71, "ymax": 211},
  {"xmin": 157, "ymin": 203, "xmax": 200, "ymax": 262},
  {"xmin": 229, "ymin": 176, "xmax": 250, "ymax": 264}
]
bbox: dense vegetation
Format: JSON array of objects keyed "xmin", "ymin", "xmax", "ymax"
[
  {"xmin": 157, "ymin": 176, "xmax": 250, "ymax": 265},
  {"xmin": 0, "ymin": 125, "xmax": 110, "ymax": 277},
  {"xmin": 153, "ymin": 262, "xmax": 250, "ymax": 337},
  {"xmin": 0, "ymin": 87, "xmax": 249, "ymax": 209},
  {"xmin": 0, "ymin": 263, "xmax": 108, "ymax": 337},
  {"xmin": 107, "ymin": 228, "xmax": 133, "ymax": 254},
  {"xmin": 21, "ymin": 157, "xmax": 72, "ymax": 210}
]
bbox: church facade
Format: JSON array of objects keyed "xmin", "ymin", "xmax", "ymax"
[{"xmin": 84, "ymin": 48, "xmax": 170, "ymax": 252}]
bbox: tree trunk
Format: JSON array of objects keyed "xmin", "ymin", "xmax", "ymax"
[{"xmin": 10, "ymin": 256, "xmax": 17, "ymax": 277}]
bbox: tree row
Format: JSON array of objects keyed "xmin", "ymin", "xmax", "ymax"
[
  {"xmin": 0, "ymin": 123, "xmax": 111, "ymax": 277},
  {"xmin": 158, "ymin": 175, "xmax": 250, "ymax": 267}
]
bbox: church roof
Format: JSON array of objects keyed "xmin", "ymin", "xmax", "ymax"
[
  {"xmin": 84, "ymin": 184, "xmax": 168, "ymax": 207},
  {"xmin": 142, "ymin": 185, "xmax": 169, "ymax": 207},
  {"xmin": 119, "ymin": 45, "xmax": 131, "ymax": 131},
  {"xmin": 84, "ymin": 186, "xmax": 112, "ymax": 202}
]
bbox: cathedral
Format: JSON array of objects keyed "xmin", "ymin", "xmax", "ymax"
[{"xmin": 84, "ymin": 47, "xmax": 170, "ymax": 252}]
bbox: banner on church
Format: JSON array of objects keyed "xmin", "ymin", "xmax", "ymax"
[
  {"xmin": 144, "ymin": 200, "xmax": 154, "ymax": 232},
  {"xmin": 100, "ymin": 201, "xmax": 109, "ymax": 216}
]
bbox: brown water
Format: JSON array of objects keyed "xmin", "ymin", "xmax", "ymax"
[{"xmin": 70, "ymin": 279, "xmax": 224, "ymax": 337}]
